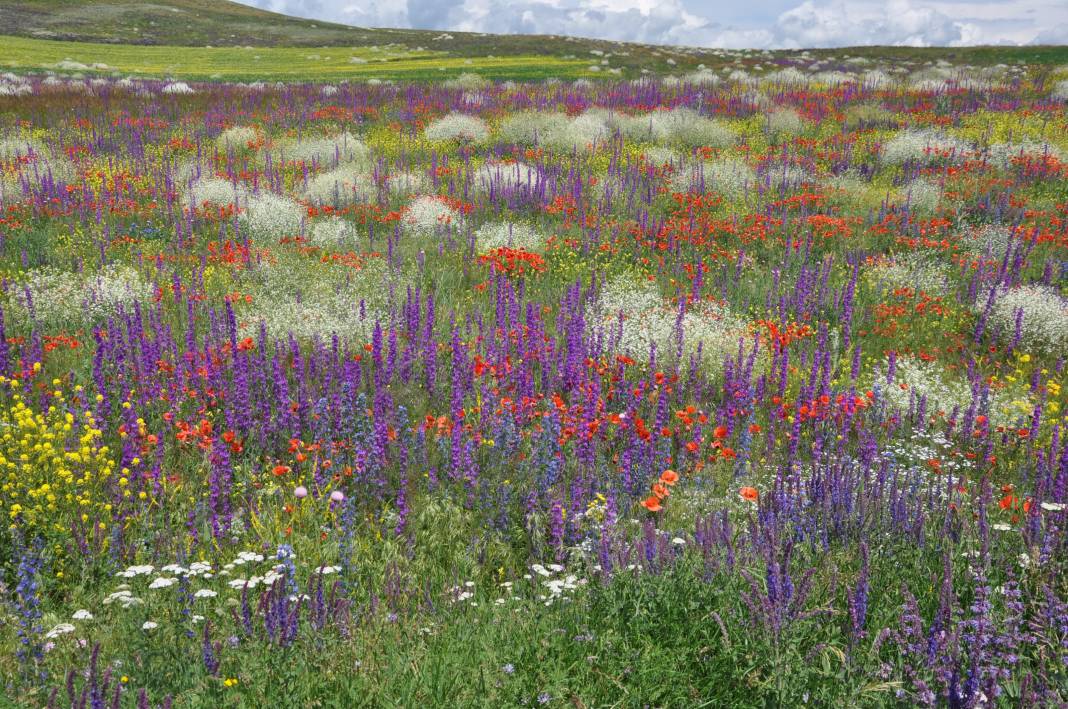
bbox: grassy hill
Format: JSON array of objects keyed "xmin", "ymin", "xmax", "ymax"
[
  {"xmin": 0, "ymin": 0, "xmax": 381, "ymax": 46},
  {"xmin": 0, "ymin": 0, "xmax": 1064, "ymax": 82}
]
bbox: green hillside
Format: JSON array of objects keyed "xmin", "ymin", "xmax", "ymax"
[{"xmin": 0, "ymin": 0, "xmax": 1064, "ymax": 82}]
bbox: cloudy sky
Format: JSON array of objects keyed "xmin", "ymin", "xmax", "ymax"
[{"xmin": 235, "ymin": 0, "xmax": 1068, "ymax": 48}]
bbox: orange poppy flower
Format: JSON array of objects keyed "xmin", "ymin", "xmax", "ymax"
[
  {"xmin": 641, "ymin": 496, "xmax": 662, "ymax": 512},
  {"xmin": 652, "ymin": 483, "xmax": 670, "ymax": 499},
  {"xmin": 739, "ymin": 486, "xmax": 759, "ymax": 503},
  {"xmin": 660, "ymin": 469, "xmax": 679, "ymax": 486},
  {"xmin": 713, "ymin": 425, "xmax": 729, "ymax": 439}
]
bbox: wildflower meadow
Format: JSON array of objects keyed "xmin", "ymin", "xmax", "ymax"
[{"xmin": 0, "ymin": 57, "xmax": 1066, "ymax": 708}]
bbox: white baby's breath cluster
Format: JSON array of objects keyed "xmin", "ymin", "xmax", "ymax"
[
  {"xmin": 985, "ymin": 141, "xmax": 1064, "ymax": 170},
  {"xmin": 280, "ymin": 132, "xmax": 370, "ymax": 168},
  {"xmin": 899, "ymin": 178, "xmax": 944, "ymax": 214},
  {"xmin": 884, "ymin": 356, "xmax": 971, "ymax": 420},
  {"xmin": 443, "ymin": 73, "xmax": 489, "ymax": 91},
  {"xmin": 671, "ymin": 158, "xmax": 756, "ymax": 198},
  {"xmin": 881, "ymin": 129, "xmax": 971, "ymax": 166},
  {"xmin": 593, "ymin": 276, "xmax": 751, "ymax": 375},
  {"xmin": 882, "ymin": 355, "xmax": 1020, "ymax": 428},
  {"xmin": 403, "ymin": 195, "xmax": 462, "ymax": 236},
  {"xmin": 301, "ymin": 167, "xmax": 374, "ymax": 206},
  {"xmin": 762, "ymin": 162, "xmax": 815, "ymax": 191},
  {"xmin": 0, "ymin": 136, "xmax": 45, "ymax": 162},
  {"xmin": 766, "ymin": 108, "xmax": 807, "ymax": 138},
  {"xmin": 161, "ymin": 82, "xmax": 195, "ymax": 95},
  {"xmin": 307, "ymin": 216, "xmax": 359, "ymax": 249},
  {"xmin": 216, "ymin": 126, "xmax": 258, "ymax": 152},
  {"xmin": 182, "ymin": 177, "xmax": 248, "ymax": 210},
  {"xmin": 497, "ymin": 111, "xmax": 568, "ymax": 146},
  {"xmin": 618, "ymin": 107, "xmax": 737, "ymax": 149},
  {"xmin": 239, "ymin": 192, "xmax": 305, "ymax": 241},
  {"xmin": 424, "ymin": 113, "xmax": 490, "ymax": 144},
  {"xmin": 0, "ymin": 136, "xmax": 76, "ymax": 189},
  {"xmin": 0, "ymin": 76, "xmax": 32, "ymax": 97},
  {"xmin": 763, "ymin": 67, "xmax": 809, "ymax": 87},
  {"xmin": 865, "ymin": 254, "xmax": 951, "ymax": 296},
  {"xmin": 473, "ymin": 222, "xmax": 546, "ymax": 253},
  {"xmin": 987, "ymin": 285, "xmax": 1068, "ymax": 352},
  {"xmin": 961, "ymin": 224, "xmax": 1014, "ymax": 257},
  {"xmin": 1047, "ymin": 79, "xmax": 1068, "ymax": 102},
  {"xmin": 540, "ymin": 111, "xmax": 612, "ymax": 152},
  {"xmin": 242, "ymin": 259, "xmax": 389, "ymax": 343},
  {"xmin": 9, "ymin": 264, "xmax": 152, "ymax": 327},
  {"xmin": 472, "ymin": 161, "xmax": 540, "ymax": 192},
  {"xmin": 386, "ymin": 170, "xmax": 430, "ymax": 196}
]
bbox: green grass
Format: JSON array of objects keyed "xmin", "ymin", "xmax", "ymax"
[{"xmin": 0, "ymin": 35, "xmax": 597, "ymax": 82}]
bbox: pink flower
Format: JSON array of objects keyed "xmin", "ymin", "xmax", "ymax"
[
  {"xmin": 330, "ymin": 490, "xmax": 344, "ymax": 502},
  {"xmin": 294, "ymin": 486, "xmax": 308, "ymax": 499}
]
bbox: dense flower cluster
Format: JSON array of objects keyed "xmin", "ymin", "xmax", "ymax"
[{"xmin": 0, "ymin": 385, "xmax": 117, "ymax": 542}]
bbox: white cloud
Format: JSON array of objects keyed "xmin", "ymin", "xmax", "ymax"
[
  {"xmin": 776, "ymin": 0, "xmax": 964, "ymax": 47},
  {"xmin": 236, "ymin": 0, "xmax": 1068, "ymax": 48}
]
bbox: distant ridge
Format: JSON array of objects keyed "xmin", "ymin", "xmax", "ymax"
[{"xmin": 0, "ymin": 0, "xmax": 1064, "ymax": 78}]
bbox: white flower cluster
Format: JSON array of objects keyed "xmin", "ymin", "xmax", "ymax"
[
  {"xmin": 243, "ymin": 259, "xmax": 388, "ymax": 343},
  {"xmin": 0, "ymin": 136, "xmax": 76, "ymax": 189},
  {"xmin": 682, "ymin": 68, "xmax": 722, "ymax": 86},
  {"xmin": 811, "ymin": 71, "xmax": 856, "ymax": 85},
  {"xmin": 182, "ymin": 177, "xmax": 247, "ymax": 210},
  {"xmin": 642, "ymin": 146, "xmax": 683, "ymax": 167},
  {"xmin": 766, "ymin": 108, "xmax": 807, "ymax": 138},
  {"xmin": 403, "ymin": 195, "xmax": 462, "ymax": 236},
  {"xmin": 762, "ymin": 162, "xmax": 815, "ymax": 191},
  {"xmin": 986, "ymin": 141, "xmax": 1064, "ymax": 170},
  {"xmin": 10, "ymin": 264, "xmax": 152, "ymax": 327},
  {"xmin": 0, "ymin": 75, "xmax": 32, "ymax": 97},
  {"xmin": 216, "ymin": 126, "xmax": 258, "ymax": 152},
  {"xmin": 987, "ymin": 285, "xmax": 1068, "ymax": 352},
  {"xmin": 881, "ymin": 129, "xmax": 971, "ymax": 166},
  {"xmin": 884, "ymin": 356, "xmax": 974, "ymax": 420},
  {"xmin": 861, "ymin": 70, "xmax": 894, "ymax": 89},
  {"xmin": 472, "ymin": 161, "xmax": 540, "ymax": 192},
  {"xmin": 473, "ymin": 222, "xmax": 546, "ymax": 253},
  {"xmin": 0, "ymin": 136, "xmax": 45, "ymax": 162},
  {"xmin": 593, "ymin": 276, "xmax": 750, "ymax": 374},
  {"xmin": 280, "ymin": 132, "xmax": 370, "ymax": 168},
  {"xmin": 727, "ymin": 69, "xmax": 756, "ymax": 85},
  {"xmin": 239, "ymin": 192, "xmax": 305, "ymax": 241},
  {"xmin": 865, "ymin": 254, "xmax": 951, "ymax": 296},
  {"xmin": 302, "ymin": 167, "xmax": 374, "ymax": 207},
  {"xmin": 497, "ymin": 111, "xmax": 569, "ymax": 145},
  {"xmin": 844, "ymin": 103, "xmax": 895, "ymax": 127},
  {"xmin": 1051, "ymin": 80, "xmax": 1068, "ymax": 102},
  {"xmin": 540, "ymin": 111, "xmax": 612, "ymax": 152},
  {"xmin": 899, "ymin": 178, "xmax": 944, "ymax": 214},
  {"xmin": 671, "ymin": 158, "xmax": 756, "ymax": 198},
  {"xmin": 104, "ymin": 587, "xmax": 143, "ymax": 608},
  {"xmin": 385, "ymin": 170, "xmax": 429, "ymax": 196},
  {"xmin": 619, "ymin": 107, "xmax": 737, "ymax": 149},
  {"xmin": 424, "ymin": 113, "xmax": 490, "ymax": 143},
  {"xmin": 531, "ymin": 562, "xmax": 586, "ymax": 605},
  {"xmin": 763, "ymin": 67, "xmax": 809, "ymax": 86},
  {"xmin": 961, "ymin": 224, "xmax": 1013, "ymax": 257},
  {"xmin": 161, "ymin": 82, "xmax": 194, "ymax": 95},
  {"xmin": 308, "ymin": 216, "xmax": 359, "ymax": 249},
  {"xmin": 882, "ymin": 356, "xmax": 1019, "ymax": 428}
]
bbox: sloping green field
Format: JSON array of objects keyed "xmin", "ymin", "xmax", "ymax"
[{"xmin": 0, "ymin": 34, "xmax": 595, "ymax": 82}]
